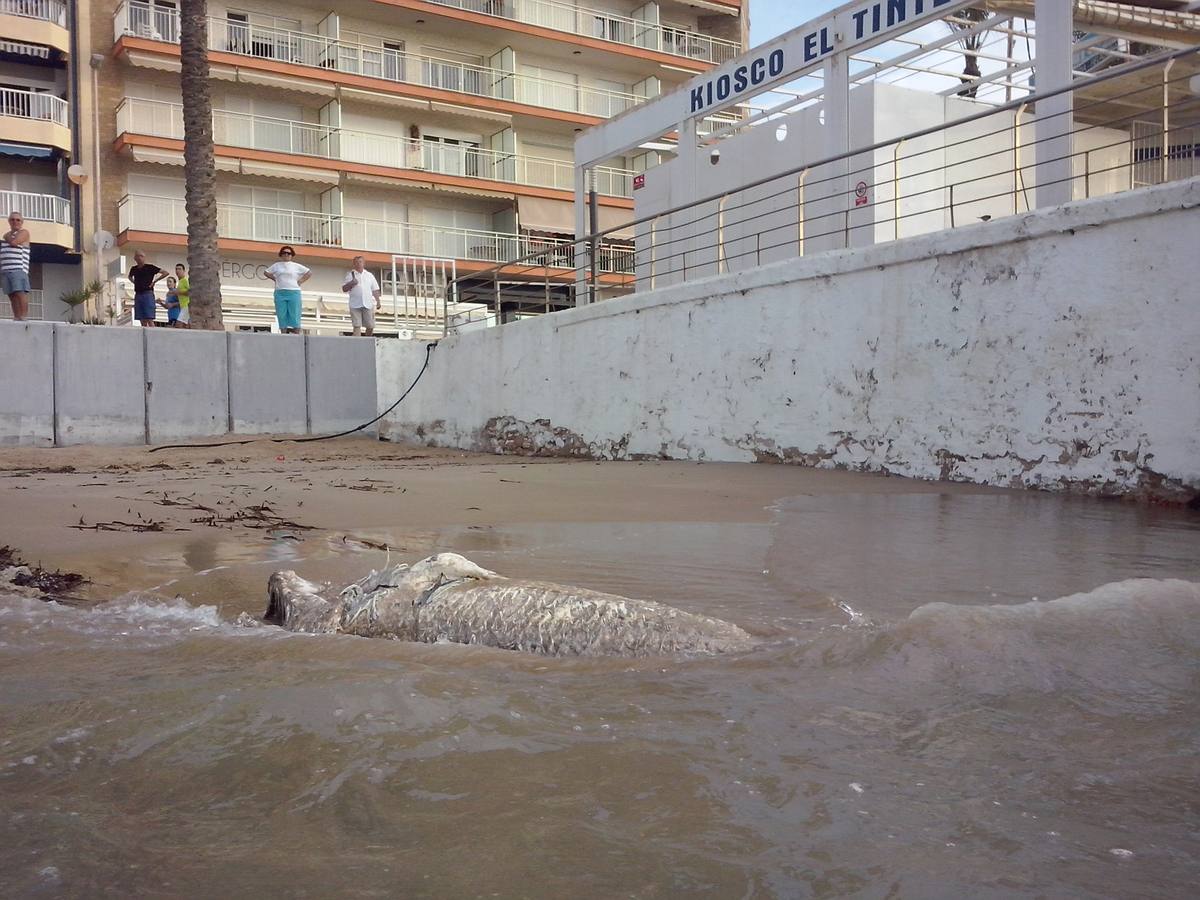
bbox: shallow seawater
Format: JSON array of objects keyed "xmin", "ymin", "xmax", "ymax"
[{"xmin": 2, "ymin": 492, "xmax": 1199, "ymax": 898}]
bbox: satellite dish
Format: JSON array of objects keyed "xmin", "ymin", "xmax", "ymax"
[
  {"xmin": 397, "ymin": 328, "xmax": 414, "ymax": 340},
  {"xmin": 67, "ymin": 164, "xmax": 87, "ymax": 185},
  {"xmin": 93, "ymin": 230, "xmax": 115, "ymax": 251}
]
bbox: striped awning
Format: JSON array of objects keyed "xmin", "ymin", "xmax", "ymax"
[{"xmin": 0, "ymin": 39, "xmax": 51, "ymax": 60}]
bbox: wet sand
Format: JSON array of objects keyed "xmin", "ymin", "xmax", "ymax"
[
  {"xmin": 3, "ymin": 438, "xmax": 1199, "ymax": 898},
  {"xmin": 0, "ymin": 435, "xmax": 989, "ymax": 604}
]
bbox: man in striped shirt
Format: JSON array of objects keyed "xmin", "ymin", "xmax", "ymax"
[{"xmin": 1, "ymin": 211, "xmax": 31, "ymax": 321}]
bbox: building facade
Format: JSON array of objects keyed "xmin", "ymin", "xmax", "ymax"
[
  {"xmin": 87, "ymin": 0, "xmax": 747, "ymax": 333},
  {"xmin": 0, "ymin": 0, "xmax": 102, "ymax": 321}
]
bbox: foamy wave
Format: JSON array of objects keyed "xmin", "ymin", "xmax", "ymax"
[
  {"xmin": 0, "ymin": 591, "xmax": 226, "ymax": 644},
  {"xmin": 878, "ymin": 579, "xmax": 1200, "ymax": 697}
]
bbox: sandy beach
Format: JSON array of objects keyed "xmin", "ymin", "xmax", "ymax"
[
  {"xmin": 0, "ymin": 434, "xmax": 981, "ymax": 606},
  {"xmin": 3, "ymin": 437, "xmax": 1200, "ymax": 898}
]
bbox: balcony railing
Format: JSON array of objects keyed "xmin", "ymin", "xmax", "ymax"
[
  {"xmin": 115, "ymin": 97, "xmax": 635, "ymax": 198},
  {"xmin": 0, "ymin": 87, "xmax": 68, "ymax": 128},
  {"xmin": 113, "ymin": 1, "xmax": 642, "ymax": 121},
  {"xmin": 117, "ymin": 194, "xmax": 633, "ymax": 274},
  {"xmin": 0, "ymin": 0, "xmax": 66, "ymax": 27},
  {"xmin": 0, "ymin": 289, "xmax": 43, "ymax": 320},
  {"xmin": 0, "ymin": 189, "xmax": 72, "ymax": 225},
  {"xmin": 421, "ymin": 0, "xmax": 740, "ymax": 65}
]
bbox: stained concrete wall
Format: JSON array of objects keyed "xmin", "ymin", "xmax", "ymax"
[
  {"xmin": 380, "ymin": 178, "xmax": 1200, "ymax": 500},
  {"xmin": 56, "ymin": 326, "xmax": 145, "ymax": 446},
  {"xmin": 146, "ymin": 330, "xmax": 230, "ymax": 443},
  {"xmin": 0, "ymin": 327, "xmax": 378, "ymax": 446},
  {"xmin": 307, "ymin": 336, "xmax": 378, "ymax": 436},
  {"xmin": 0, "ymin": 322, "xmax": 55, "ymax": 447},
  {"xmin": 229, "ymin": 333, "xmax": 307, "ymax": 434}
]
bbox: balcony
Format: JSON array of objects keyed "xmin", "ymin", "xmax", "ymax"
[
  {"xmin": 113, "ymin": 1, "xmax": 642, "ymax": 122},
  {"xmin": 0, "ymin": 189, "xmax": 73, "ymax": 249},
  {"xmin": 414, "ymin": 0, "xmax": 740, "ymax": 66},
  {"xmin": 117, "ymin": 194, "xmax": 633, "ymax": 275},
  {"xmin": 0, "ymin": 289, "xmax": 43, "ymax": 320},
  {"xmin": 0, "ymin": 0, "xmax": 69, "ymax": 56},
  {"xmin": 115, "ymin": 98, "xmax": 635, "ymax": 199},
  {"xmin": 0, "ymin": 87, "xmax": 70, "ymax": 152}
]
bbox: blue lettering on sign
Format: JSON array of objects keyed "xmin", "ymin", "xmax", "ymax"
[
  {"xmin": 690, "ymin": 49, "xmax": 787, "ymax": 113},
  {"xmin": 688, "ymin": 1, "xmax": 959, "ymax": 114}
]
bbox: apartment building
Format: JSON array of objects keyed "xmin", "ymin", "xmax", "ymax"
[
  {"xmin": 0, "ymin": 0, "xmax": 101, "ymax": 321},
  {"xmin": 93, "ymin": 0, "xmax": 748, "ymax": 333}
]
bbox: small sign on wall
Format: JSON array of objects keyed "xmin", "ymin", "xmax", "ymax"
[
  {"xmin": 633, "ymin": 173, "xmax": 646, "ymax": 191},
  {"xmin": 854, "ymin": 180, "xmax": 869, "ymax": 207}
]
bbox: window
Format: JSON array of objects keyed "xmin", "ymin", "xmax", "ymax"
[
  {"xmin": 423, "ymin": 135, "xmax": 481, "ymax": 178},
  {"xmin": 422, "ymin": 47, "xmax": 485, "ymax": 96},
  {"xmin": 226, "ymin": 11, "xmax": 250, "ymax": 54},
  {"xmin": 129, "ymin": 0, "xmax": 178, "ymax": 42}
]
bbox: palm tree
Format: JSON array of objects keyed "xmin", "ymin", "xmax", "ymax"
[
  {"xmin": 946, "ymin": 7, "xmax": 990, "ymax": 99},
  {"xmin": 179, "ymin": 0, "xmax": 223, "ymax": 329}
]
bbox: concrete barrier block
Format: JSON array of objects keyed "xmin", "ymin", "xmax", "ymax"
[
  {"xmin": 305, "ymin": 335, "xmax": 377, "ymax": 436},
  {"xmin": 229, "ymin": 332, "xmax": 307, "ymax": 435},
  {"xmin": 0, "ymin": 321, "xmax": 55, "ymax": 446},
  {"xmin": 55, "ymin": 324, "xmax": 145, "ymax": 446},
  {"xmin": 146, "ymin": 329, "xmax": 229, "ymax": 443}
]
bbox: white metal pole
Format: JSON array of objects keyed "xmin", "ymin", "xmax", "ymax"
[{"xmin": 1033, "ymin": 0, "xmax": 1073, "ymax": 208}]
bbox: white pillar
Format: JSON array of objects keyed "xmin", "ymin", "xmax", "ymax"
[
  {"xmin": 573, "ymin": 165, "xmax": 588, "ymax": 305},
  {"xmin": 1034, "ymin": 0, "xmax": 1074, "ymax": 208},
  {"xmin": 806, "ymin": 52, "xmax": 851, "ymax": 254}
]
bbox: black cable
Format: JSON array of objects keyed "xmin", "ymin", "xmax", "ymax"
[{"xmin": 149, "ymin": 340, "xmax": 436, "ymax": 453}]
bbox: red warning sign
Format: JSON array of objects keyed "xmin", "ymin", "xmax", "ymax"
[
  {"xmin": 854, "ymin": 180, "xmax": 869, "ymax": 207},
  {"xmin": 633, "ymin": 173, "xmax": 646, "ymax": 191}
]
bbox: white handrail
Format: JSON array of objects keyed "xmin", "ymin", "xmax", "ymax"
[
  {"xmin": 0, "ymin": 0, "xmax": 66, "ymax": 27},
  {"xmin": 115, "ymin": 97, "xmax": 635, "ymax": 198},
  {"xmin": 0, "ymin": 189, "xmax": 72, "ymax": 225},
  {"xmin": 117, "ymin": 194, "xmax": 633, "ymax": 274},
  {"xmin": 114, "ymin": 1, "xmax": 642, "ymax": 120},
  {"xmin": 422, "ymin": 0, "xmax": 740, "ymax": 64},
  {"xmin": 0, "ymin": 87, "xmax": 68, "ymax": 127}
]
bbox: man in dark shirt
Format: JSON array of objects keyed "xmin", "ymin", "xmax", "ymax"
[{"xmin": 128, "ymin": 250, "xmax": 167, "ymax": 327}]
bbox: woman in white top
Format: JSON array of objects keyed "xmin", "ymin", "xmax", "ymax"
[{"xmin": 263, "ymin": 245, "xmax": 311, "ymax": 334}]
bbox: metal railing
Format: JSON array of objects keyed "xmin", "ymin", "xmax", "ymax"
[
  {"xmin": 0, "ymin": 87, "xmax": 68, "ymax": 127},
  {"xmin": 448, "ymin": 45, "xmax": 1200, "ymax": 325},
  {"xmin": 113, "ymin": 1, "xmax": 642, "ymax": 120},
  {"xmin": 117, "ymin": 194, "xmax": 634, "ymax": 274},
  {"xmin": 0, "ymin": 0, "xmax": 66, "ymax": 26},
  {"xmin": 422, "ymin": 0, "xmax": 740, "ymax": 65},
  {"xmin": 115, "ymin": 97, "xmax": 635, "ymax": 198},
  {"xmin": 0, "ymin": 289, "xmax": 43, "ymax": 320},
  {"xmin": 0, "ymin": 189, "xmax": 72, "ymax": 225}
]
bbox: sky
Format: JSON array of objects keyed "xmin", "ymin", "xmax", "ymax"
[{"xmin": 749, "ymin": 0, "xmax": 842, "ymax": 44}]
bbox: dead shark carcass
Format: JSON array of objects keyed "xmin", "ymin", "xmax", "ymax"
[{"xmin": 263, "ymin": 553, "xmax": 754, "ymax": 657}]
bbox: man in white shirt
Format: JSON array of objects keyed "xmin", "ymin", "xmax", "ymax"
[{"xmin": 341, "ymin": 255, "xmax": 382, "ymax": 337}]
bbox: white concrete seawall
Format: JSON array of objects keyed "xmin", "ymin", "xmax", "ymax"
[
  {"xmin": 378, "ymin": 179, "xmax": 1200, "ymax": 501},
  {"xmin": 0, "ymin": 327, "xmax": 376, "ymax": 447}
]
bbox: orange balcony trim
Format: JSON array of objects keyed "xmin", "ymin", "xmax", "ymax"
[
  {"xmin": 371, "ymin": 0, "xmax": 711, "ymax": 73},
  {"xmin": 117, "ymin": 228, "xmax": 632, "ymax": 285},
  {"xmin": 114, "ymin": 36, "xmax": 606, "ymax": 128},
  {"xmin": 114, "ymin": 132, "xmax": 635, "ymax": 210}
]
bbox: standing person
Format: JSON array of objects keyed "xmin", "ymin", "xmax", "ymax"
[
  {"xmin": 341, "ymin": 255, "xmax": 381, "ymax": 337},
  {"xmin": 161, "ymin": 276, "xmax": 181, "ymax": 326},
  {"xmin": 264, "ymin": 245, "xmax": 310, "ymax": 334},
  {"xmin": 128, "ymin": 250, "xmax": 167, "ymax": 327},
  {"xmin": 173, "ymin": 262, "xmax": 191, "ymax": 328},
  {"xmin": 1, "ymin": 211, "xmax": 31, "ymax": 321}
]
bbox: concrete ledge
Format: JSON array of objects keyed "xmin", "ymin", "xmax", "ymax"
[
  {"xmin": 307, "ymin": 336, "xmax": 377, "ymax": 435},
  {"xmin": 0, "ymin": 322, "xmax": 54, "ymax": 447},
  {"xmin": 55, "ymin": 325, "xmax": 145, "ymax": 446},
  {"xmin": 228, "ymin": 333, "xmax": 307, "ymax": 434},
  {"xmin": 146, "ymin": 329, "xmax": 229, "ymax": 442}
]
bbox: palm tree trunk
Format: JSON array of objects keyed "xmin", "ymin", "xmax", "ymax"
[{"xmin": 179, "ymin": 0, "xmax": 223, "ymax": 329}]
